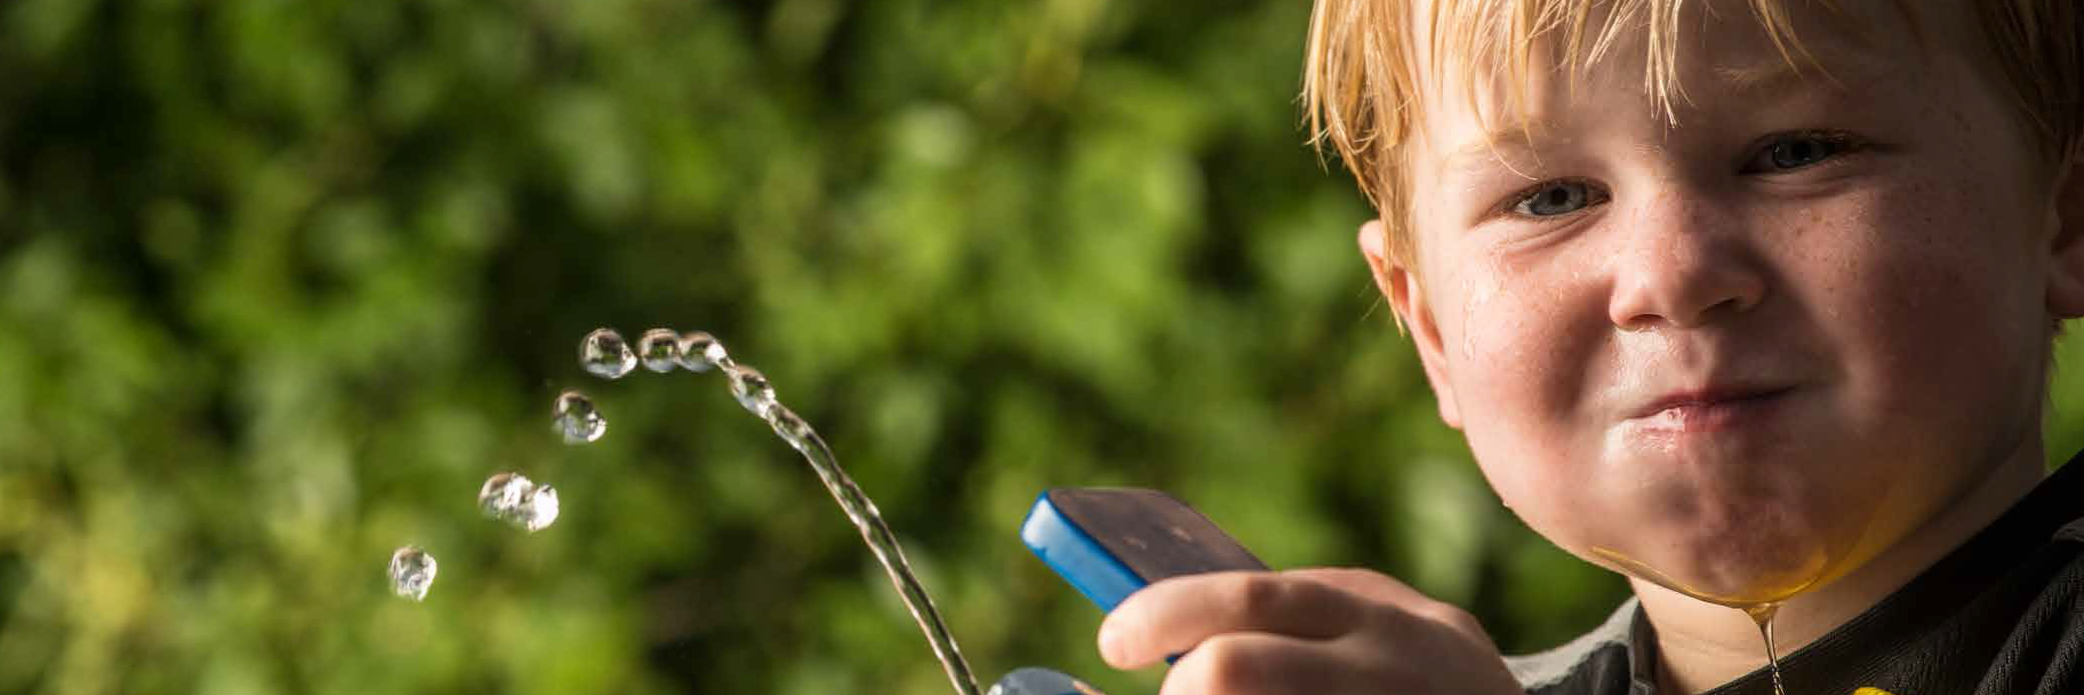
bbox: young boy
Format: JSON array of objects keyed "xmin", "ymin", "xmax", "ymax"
[{"xmin": 1093, "ymin": 1, "xmax": 2083, "ymax": 693}]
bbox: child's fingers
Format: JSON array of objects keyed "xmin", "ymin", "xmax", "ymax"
[
  {"xmin": 1283, "ymin": 567, "xmax": 1491, "ymax": 641},
  {"xmin": 1283, "ymin": 566, "xmax": 1431, "ymax": 606},
  {"xmin": 1155, "ymin": 632, "xmax": 1343, "ymax": 695},
  {"xmin": 1097, "ymin": 571, "xmax": 1363, "ymax": 668}
]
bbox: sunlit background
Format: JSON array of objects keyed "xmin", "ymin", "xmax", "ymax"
[{"xmin": 4, "ymin": 1, "xmax": 2083, "ymax": 693}]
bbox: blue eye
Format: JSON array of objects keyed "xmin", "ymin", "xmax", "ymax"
[
  {"xmin": 1745, "ymin": 132, "xmax": 1859, "ymax": 173},
  {"xmin": 1510, "ymin": 180, "xmax": 1604, "ymax": 217}
]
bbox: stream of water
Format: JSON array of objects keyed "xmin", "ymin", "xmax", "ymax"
[
  {"xmin": 592, "ymin": 328, "xmax": 985, "ymax": 695},
  {"xmin": 388, "ymin": 327, "xmax": 983, "ymax": 695}
]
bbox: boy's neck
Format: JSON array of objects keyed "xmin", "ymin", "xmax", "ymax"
[{"xmin": 1633, "ymin": 439, "xmax": 2049, "ymax": 694}]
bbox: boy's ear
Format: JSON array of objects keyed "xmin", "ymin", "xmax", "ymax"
[
  {"xmin": 1358, "ymin": 220, "xmax": 1463, "ymax": 429},
  {"xmin": 2048, "ymin": 142, "xmax": 2084, "ymax": 318}
]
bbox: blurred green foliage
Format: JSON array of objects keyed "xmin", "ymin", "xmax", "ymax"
[{"xmin": 2, "ymin": 1, "xmax": 2082, "ymax": 694}]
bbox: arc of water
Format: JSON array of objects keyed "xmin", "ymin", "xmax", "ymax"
[{"xmin": 706, "ymin": 349, "xmax": 983, "ymax": 695}]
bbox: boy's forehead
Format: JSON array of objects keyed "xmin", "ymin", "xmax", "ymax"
[{"xmin": 1408, "ymin": 0, "xmax": 1926, "ymax": 160}]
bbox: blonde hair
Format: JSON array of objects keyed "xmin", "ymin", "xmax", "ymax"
[{"xmin": 1304, "ymin": 0, "xmax": 2084, "ymax": 268}]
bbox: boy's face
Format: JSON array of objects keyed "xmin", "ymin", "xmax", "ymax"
[{"xmin": 1371, "ymin": 0, "xmax": 2084, "ymax": 602}]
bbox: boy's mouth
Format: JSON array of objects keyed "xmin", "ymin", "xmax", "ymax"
[{"xmin": 1628, "ymin": 385, "xmax": 1796, "ymax": 433}]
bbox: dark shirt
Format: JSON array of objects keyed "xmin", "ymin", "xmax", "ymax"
[{"xmin": 1506, "ymin": 452, "xmax": 2084, "ymax": 695}]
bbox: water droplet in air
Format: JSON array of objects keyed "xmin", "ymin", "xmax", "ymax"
[
  {"xmin": 676, "ymin": 331, "xmax": 727, "ymax": 372},
  {"xmin": 389, "ymin": 546, "xmax": 438, "ymax": 602},
  {"xmin": 725, "ymin": 363, "xmax": 777, "ymax": 417},
  {"xmin": 479, "ymin": 472, "xmax": 534, "ymax": 517},
  {"xmin": 638, "ymin": 328, "xmax": 683, "ymax": 373},
  {"xmin": 580, "ymin": 328, "xmax": 637, "ymax": 379},
  {"xmin": 520, "ymin": 484, "xmax": 560, "ymax": 532},
  {"xmin": 555, "ymin": 390, "xmax": 607, "ymax": 444},
  {"xmin": 478, "ymin": 472, "xmax": 562, "ymax": 533}
]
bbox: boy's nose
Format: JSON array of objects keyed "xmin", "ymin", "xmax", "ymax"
[{"xmin": 1605, "ymin": 194, "xmax": 1768, "ymax": 331}]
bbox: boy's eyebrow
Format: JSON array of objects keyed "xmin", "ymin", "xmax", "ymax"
[
  {"xmin": 1713, "ymin": 60, "xmax": 1819, "ymax": 94},
  {"xmin": 1717, "ymin": 52, "xmax": 1883, "ymax": 93},
  {"xmin": 1438, "ymin": 137, "xmax": 1543, "ymax": 182},
  {"xmin": 1435, "ymin": 46, "xmax": 1894, "ymax": 181},
  {"xmin": 1711, "ymin": 45, "xmax": 1891, "ymax": 95}
]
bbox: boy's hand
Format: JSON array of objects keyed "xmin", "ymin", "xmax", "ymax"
[{"xmin": 1097, "ymin": 568, "xmax": 1525, "ymax": 695}]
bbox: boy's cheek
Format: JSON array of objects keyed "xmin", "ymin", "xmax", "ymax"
[
  {"xmin": 1825, "ymin": 184, "xmax": 2044, "ymax": 371},
  {"xmin": 1419, "ymin": 245, "xmax": 1633, "ymax": 525},
  {"xmin": 1460, "ymin": 417, "xmax": 1603, "ymax": 540}
]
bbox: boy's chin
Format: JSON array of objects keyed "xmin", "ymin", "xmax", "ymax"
[
  {"xmin": 1565, "ymin": 460, "xmax": 1920, "ymax": 606},
  {"xmin": 1587, "ymin": 534, "xmax": 1842, "ymax": 607}
]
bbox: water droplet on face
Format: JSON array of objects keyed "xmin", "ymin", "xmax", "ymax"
[
  {"xmin": 580, "ymin": 328, "xmax": 637, "ymax": 379},
  {"xmin": 676, "ymin": 331, "xmax": 727, "ymax": 372},
  {"xmin": 554, "ymin": 390, "xmax": 607, "ymax": 444},
  {"xmin": 638, "ymin": 328, "xmax": 683, "ymax": 373},
  {"xmin": 725, "ymin": 363, "xmax": 777, "ymax": 417},
  {"xmin": 389, "ymin": 546, "xmax": 438, "ymax": 602}
]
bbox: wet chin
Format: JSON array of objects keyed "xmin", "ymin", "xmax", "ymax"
[
  {"xmin": 1668, "ymin": 540, "xmax": 1833, "ymax": 606},
  {"xmin": 1591, "ymin": 494, "xmax": 1917, "ymax": 607},
  {"xmin": 1582, "ymin": 537, "xmax": 1826, "ymax": 606},
  {"xmin": 1569, "ymin": 456, "xmax": 1907, "ymax": 605}
]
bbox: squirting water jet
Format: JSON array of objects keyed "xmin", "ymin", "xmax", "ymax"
[{"xmin": 585, "ymin": 327, "xmax": 983, "ymax": 695}]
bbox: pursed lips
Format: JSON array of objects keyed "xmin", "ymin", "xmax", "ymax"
[{"xmin": 1627, "ymin": 384, "xmax": 1797, "ymax": 432}]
